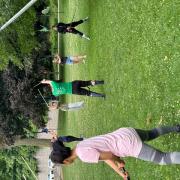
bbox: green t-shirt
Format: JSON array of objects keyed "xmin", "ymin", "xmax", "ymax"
[{"xmin": 50, "ymin": 81, "xmax": 72, "ymax": 96}]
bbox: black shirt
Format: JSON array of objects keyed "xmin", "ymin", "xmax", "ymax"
[{"xmin": 56, "ymin": 23, "xmax": 70, "ymax": 33}]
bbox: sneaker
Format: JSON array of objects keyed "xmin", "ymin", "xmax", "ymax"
[
  {"xmin": 175, "ymin": 124, "xmax": 180, "ymax": 132},
  {"xmin": 91, "ymin": 80, "xmax": 96, "ymax": 86},
  {"xmin": 82, "ymin": 34, "xmax": 90, "ymax": 40},
  {"xmin": 102, "ymin": 94, "xmax": 106, "ymax": 99},
  {"xmin": 91, "ymin": 80, "xmax": 104, "ymax": 86},
  {"xmin": 95, "ymin": 80, "xmax": 104, "ymax": 85},
  {"xmin": 83, "ymin": 17, "xmax": 89, "ymax": 21},
  {"xmin": 80, "ymin": 134, "xmax": 84, "ymax": 140}
]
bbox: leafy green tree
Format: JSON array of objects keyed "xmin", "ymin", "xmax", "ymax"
[
  {"xmin": 0, "ymin": 1, "xmax": 53, "ymax": 179},
  {"xmin": 0, "ymin": 0, "xmax": 38, "ymax": 70}
]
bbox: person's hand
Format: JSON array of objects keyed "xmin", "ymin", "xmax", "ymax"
[
  {"xmin": 122, "ymin": 172, "xmax": 129, "ymax": 180},
  {"xmin": 117, "ymin": 160, "xmax": 125, "ymax": 169},
  {"xmin": 118, "ymin": 162, "xmax": 125, "ymax": 169},
  {"xmin": 67, "ymin": 27, "xmax": 72, "ymax": 32},
  {"xmin": 41, "ymin": 79, "xmax": 46, "ymax": 84},
  {"xmin": 57, "ymin": 56, "xmax": 61, "ymax": 63}
]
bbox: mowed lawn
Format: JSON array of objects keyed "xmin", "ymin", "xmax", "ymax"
[{"xmin": 51, "ymin": 0, "xmax": 180, "ymax": 179}]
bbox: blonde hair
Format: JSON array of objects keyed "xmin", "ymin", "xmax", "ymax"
[
  {"xmin": 49, "ymin": 100, "xmax": 59, "ymax": 110},
  {"xmin": 53, "ymin": 54, "xmax": 61, "ymax": 64}
]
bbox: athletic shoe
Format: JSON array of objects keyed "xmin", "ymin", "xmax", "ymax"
[
  {"xmin": 83, "ymin": 17, "xmax": 89, "ymax": 21},
  {"xmin": 90, "ymin": 92, "xmax": 105, "ymax": 98},
  {"xmin": 82, "ymin": 34, "xmax": 90, "ymax": 40},
  {"xmin": 176, "ymin": 124, "xmax": 180, "ymax": 132},
  {"xmin": 91, "ymin": 80, "xmax": 104, "ymax": 86},
  {"xmin": 80, "ymin": 134, "xmax": 84, "ymax": 140},
  {"xmin": 102, "ymin": 94, "xmax": 106, "ymax": 99}
]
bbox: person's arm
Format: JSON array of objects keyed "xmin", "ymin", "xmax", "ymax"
[
  {"xmin": 54, "ymin": 54, "xmax": 61, "ymax": 64},
  {"xmin": 57, "ymin": 55, "xmax": 61, "ymax": 64},
  {"xmin": 105, "ymin": 160, "xmax": 128, "ymax": 179},
  {"xmin": 66, "ymin": 27, "xmax": 73, "ymax": 32},
  {"xmin": 49, "ymin": 130, "xmax": 58, "ymax": 142},
  {"xmin": 99, "ymin": 152, "xmax": 128, "ymax": 179},
  {"xmin": 41, "ymin": 79, "xmax": 51, "ymax": 84}
]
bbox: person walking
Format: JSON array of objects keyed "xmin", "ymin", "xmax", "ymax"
[{"xmin": 50, "ymin": 125, "xmax": 180, "ymax": 179}]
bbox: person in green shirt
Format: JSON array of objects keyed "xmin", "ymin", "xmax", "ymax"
[{"xmin": 41, "ymin": 80, "xmax": 105, "ymax": 98}]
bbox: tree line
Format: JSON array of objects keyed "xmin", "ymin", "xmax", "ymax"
[{"xmin": 0, "ymin": 0, "xmax": 54, "ymax": 178}]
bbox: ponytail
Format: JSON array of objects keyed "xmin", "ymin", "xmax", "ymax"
[{"xmin": 50, "ymin": 139, "xmax": 71, "ymax": 164}]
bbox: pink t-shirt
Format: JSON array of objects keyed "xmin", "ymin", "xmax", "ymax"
[{"xmin": 76, "ymin": 128, "xmax": 142, "ymax": 163}]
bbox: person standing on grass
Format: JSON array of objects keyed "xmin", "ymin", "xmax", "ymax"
[
  {"xmin": 41, "ymin": 79, "xmax": 105, "ymax": 98},
  {"xmin": 52, "ymin": 17, "xmax": 90, "ymax": 40},
  {"xmin": 53, "ymin": 53, "xmax": 86, "ymax": 65},
  {"xmin": 50, "ymin": 124, "xmax": 180, "ymax": 179}
]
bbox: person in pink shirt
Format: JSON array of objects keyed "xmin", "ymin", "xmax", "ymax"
[{"xmin": 50, "ymin": 125, "xmax": 180, "ymax": 179}]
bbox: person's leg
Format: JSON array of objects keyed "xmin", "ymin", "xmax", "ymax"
[
  {"xmin": 58, "ymin": 136, "xmax": 83, "ymax": 143},
  {"xmin": 89, "ymin": 90, "xmax": 106, "ymax": 98},
  {"xmin": 138, "ymin": 143, "xmax": 180, "ymax": 165},
  {"xmin": 72, "ymin": 81, "xmax": 105, "ymax": 97},
  {"xmin": 70, "ymin": 28, "xmax": 90, "ymax": 40},
  {"xmin": 135, "ymin": 125, "xmax": 180, "ymax": 141},
  {"xmin": 91, "ymin": 80, "xmax": 104, "ymax": 86},
  {"xmin": 72, "ymin": 85, "xmax": 90, "ymax": 96},
  {"xmin": 67, "ymin": 17, "xmax": 88, "ymax": 27},
  {"xmin": 73, "ymin": 80, "xmax": 104, "ymax": 87},
  {"xmin": 72, "ymin": 81, "xmax": 90, "ymax": 95},
  {"xmin": 70, "ymin": 28, "xmax": 84, "ymax": 36},
  {"xmin": 71, "ymin": 55, "xmax": 87, "ymax": 64},
  {"xmin": 72, "ymin": 85, "xmax": 105, "ymax": 98},
  {"xmin": 67, "ymin": 19, "xmax": 84, "ymax": 27},
  {"xmin": 72, "ymin": 80, "xmax": 92, "ymax": 88},
  {"xmin": 70, "ymin": 56, "xmax": 81, "ymax": 64},
  {"xmin": 74, "ymin": 55, "xmax": 87, "ymax": 59}
]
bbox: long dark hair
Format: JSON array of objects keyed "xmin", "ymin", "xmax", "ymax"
[{"xmin": 50, "ymin": 139, "xmax": 71, "ymax": 164}]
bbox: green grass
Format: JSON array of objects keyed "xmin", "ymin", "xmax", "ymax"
[{"xmin": 50, "ymin": 0, "xmax": 180, "ymax": 179}]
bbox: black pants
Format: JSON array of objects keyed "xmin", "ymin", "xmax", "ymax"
[
  {"xmin": 67, "ymin": 20, "xmax": 84, "ymax": 36},
  {"xmin": 67, "ymin": 19, "xmax": 84, "ymax": 27},
  {"xmin": 72, "ymin": 80, "xmax": 93, "ymax": 96}
]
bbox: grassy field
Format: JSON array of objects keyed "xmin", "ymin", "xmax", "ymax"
[{"xmin": 50, "ymin": 0, "xmax": 180, "ymax": 179}]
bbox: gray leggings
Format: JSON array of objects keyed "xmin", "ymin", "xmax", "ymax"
[{"xmin": 136, "ymin": 125, "xmax": 180, "ymax": 165}]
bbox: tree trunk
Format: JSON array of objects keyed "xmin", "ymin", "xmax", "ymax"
[{"xmin": 0, "ymin": 137, "xmax": 52, "ymax": 149}]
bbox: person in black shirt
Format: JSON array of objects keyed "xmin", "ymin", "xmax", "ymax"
[{"xmin": 52, "ymin": 17, "xmax": 90, "ymax": 40}]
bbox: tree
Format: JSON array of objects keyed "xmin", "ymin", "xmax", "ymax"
[
  {"xmin": 0, "ymin": 136, "xmax": 51, "ymax": 150},
  {"xmin": 0, "ymin": 1, "xmax": 53, "ymax": 179},
  {"xmin": 0, "ymin": 0, "xmax": 38, "ymax": 70}
]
